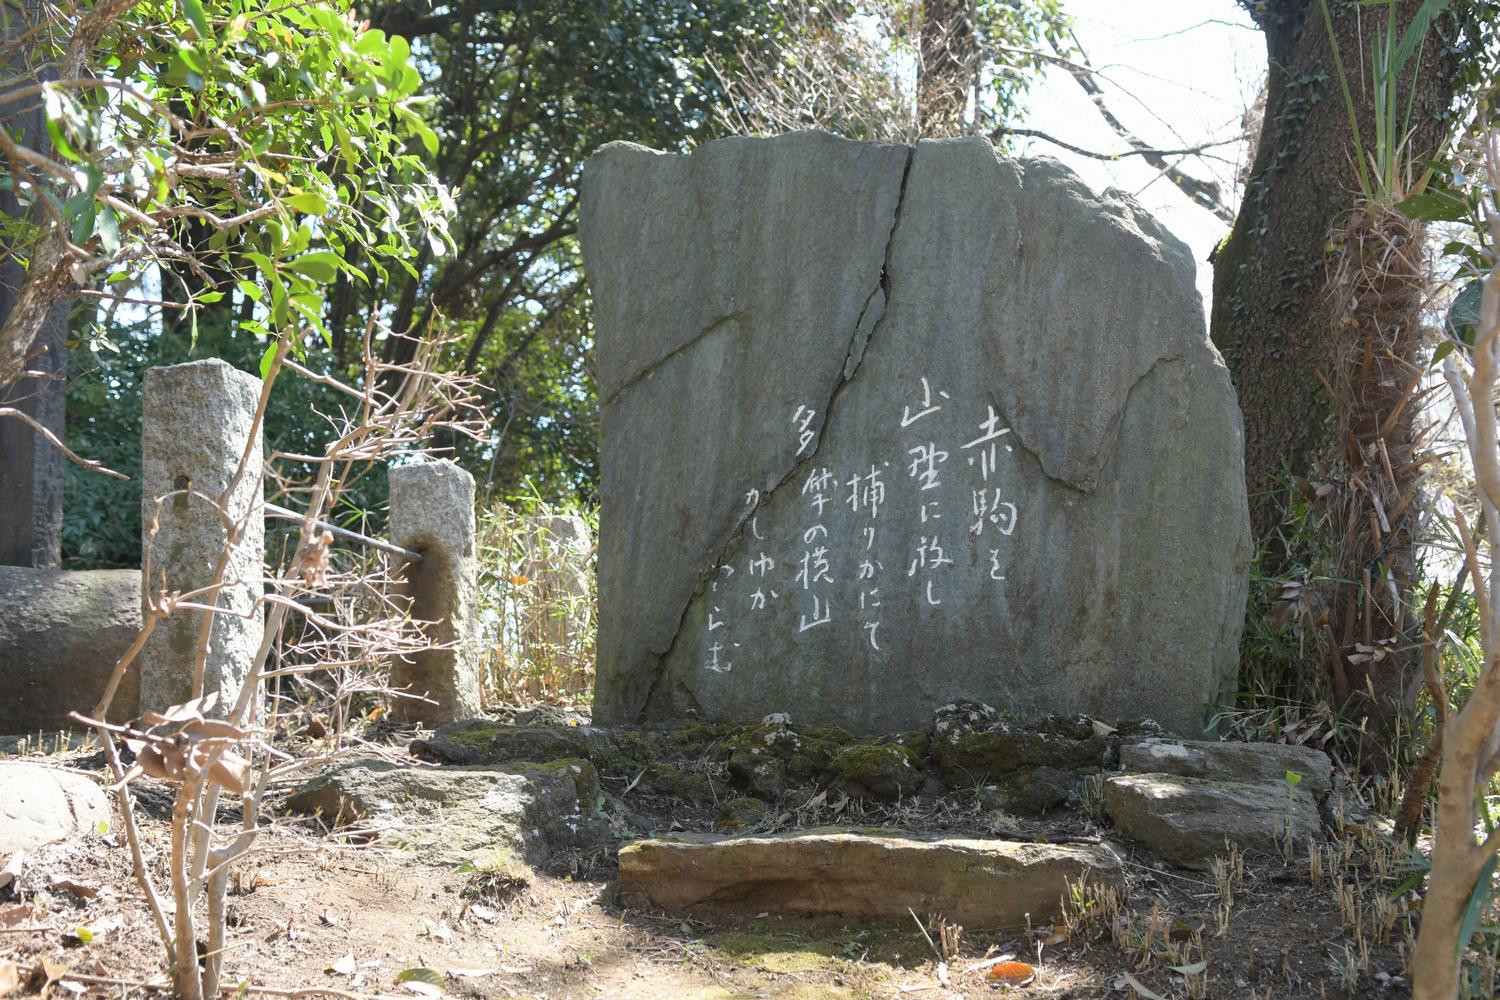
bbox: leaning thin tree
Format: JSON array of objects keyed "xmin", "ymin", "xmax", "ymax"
[{"xmin": 1415, "ymin": 129, "xmax": 1500, "ymax": 998}]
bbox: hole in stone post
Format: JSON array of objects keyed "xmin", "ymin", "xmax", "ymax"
[{"xmin": 174, "ymin": 474, "xmax": 191, "ymax": 491}]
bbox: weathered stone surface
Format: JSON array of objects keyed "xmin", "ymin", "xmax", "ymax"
[
  {"xmin": 994, "ymin": 765, "xmax": 1079, "ymax": 816},
  {"xmin": 140, "ymin": 359, "xmax": 263, "ymax": 714},
  {"xmin": 0, "ymin": 567, "xmax": 142, "ymax": 730},
  {"xmin": 616, "ymin": 829, "xmax": 1122, "ymax": 926},
  {"xmin": 0, "ymin": 762, "xmax": 110, "ymax": 854},
  {"xmin": 581, "ymin": 131, "xmax": 1249, "ymax": 737},
  {"xmin": 719, "ymin": 719, "xmax": 850, "ymax": 799},
  {"xmin": 388, "ymin": 460, "xmax": 482, "ymax": 725},
  {"xmin": 286, "ymin": 758, "xmax": 605, "ymax": 866},
  {"xmin": 410, "ymin": 721, "xmax": 596, "ymax": 766},
  {"xmin": 932, "ymin": 716, "xmax": 1109, "ymax": 787},
  {"xmin": 1103, "ymin": 773, "xmax": 1321, "ymax": 869},
  {"xmin": 1120, "ymin": 738, "xmax": 1334, "ymax": 797},
  {"xmin": 826, "ymin": 739, "xmax": 923, "ymax": 801}
]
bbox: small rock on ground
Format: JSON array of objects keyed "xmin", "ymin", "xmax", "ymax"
[
  {"xmin": 1103, "ymin": 772, "xmax": 1321, "ymax": 869},
  {"xmin": 1119, "ymin": 738, "xmax": 1333, "ymax": 796},
  {"xmin": 286, "ymin": 758, "xmax": 607, "ymax": 867},
  {"xmin": 0, "ymin": 761, "xmax": 110, "ymax": 855}
]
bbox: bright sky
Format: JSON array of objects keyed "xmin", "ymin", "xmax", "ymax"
[{"xmin": 1010, "ymin": 0, "xmax": 1265, "ymax": 303}]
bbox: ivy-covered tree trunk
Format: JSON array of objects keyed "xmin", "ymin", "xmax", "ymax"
[
  {"xmin": 0, "ymin": 55, "xmax": 66, "ymax": 568},
  {"xmin": 1210, "ymin": 0, "xmax": 1461, "ymax": 538}
]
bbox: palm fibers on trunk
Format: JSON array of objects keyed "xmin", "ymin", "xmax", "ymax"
[{"xmin": 1324, "ymin": 201, "xmax": 1430, "ymax": 755}]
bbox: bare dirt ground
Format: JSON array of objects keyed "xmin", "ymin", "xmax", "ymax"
[{"xmin": 1, "ymin": 735, "xmax": 1419, "ymax": 1000}]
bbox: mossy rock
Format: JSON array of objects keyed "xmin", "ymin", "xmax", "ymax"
[
  {"xmin": 826, "ymin": 737, "xmax": 924, "ymax": 801},
  {"xmin": 729, "ymin": 753, "xmax": 788, "ymax": 799},
  {"xmin": 668, "ymin": 721, "xmax": 737, "ymax": 752},
  {"xmin": 932, "ymin": 721, "xmax": 1107, "ymax": 787},
  {"xmin": 716, "ymin": 796, "xmax": 770, "ymax": 830},
  {"xmin": 409, "ymin": 721, "xmax": 595, "ymax": 765},
  {"xmin": 639, "ymin": 761, "xmax": 712, "ymax": 800},
  {"xmin": 592, "ymin": 729, "xmax": 667, "ymax": 777},
  {"xmin": 932, "ymin": 700, "xmax": 1000, "ymax": 745},
  {"xmin": 719, "ymin": 721, "xmax": 851, "ymax": 799},
  {"xmin": 1115, "ymin": 717, "xmax": 1167, "ymax": 739},
  {"xmin": 995, "ymin": 765, "xmax": 1078, "ymax": 815}
]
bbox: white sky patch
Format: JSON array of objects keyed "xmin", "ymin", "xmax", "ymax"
[{"xmin": 1009, "ymin": 1, "xmax": 1264, "ymax": 304}]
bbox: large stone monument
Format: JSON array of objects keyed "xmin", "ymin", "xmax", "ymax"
[{"xmin": 580, "ymin": 132, "xmax": 1250, "ymax": 736}]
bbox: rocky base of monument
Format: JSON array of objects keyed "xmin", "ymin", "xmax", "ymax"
[
  {"xmin": 2, "ymin": 708, "xmax": 1408, "ymax": 998},
  {"xmin": 401, "ymin": 703, "xmax": 1356, "ymax": 878}
]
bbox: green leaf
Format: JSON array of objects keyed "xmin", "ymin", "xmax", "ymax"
[
  {"xmin": 1395, "ymin": 189, "xmax": 1468, "ymax": 223},
  {"xmin": 1431, "ymin": 339, "xmax": 1457, "ymax": 367},
  {"xmin": 45, "ymin": 114, "xmax": 82, "ymax": 163},
  {"xmin": 1284, "ymin": 770, "xmax": 1303, "ymax": 786},
  {"xmin": 395, "ymin": 968, "xmax": 444, "ymax": 986},
  {"xmin": 179, "ymin": 0, "xmax": 210, "ymax": 39},
  {"xmin": 258, "ymin": 341, "xmax": 277, "ymax": 379},
  {"xmin": 1458, "ymin": 853, "xmax": 1499, "ymax": 961},
  {"xmin": 96, "ymin": 207, "xmax": 120, "ymax": 254},
  {"xmin": 287, "ymin": 251, "xmax": 341, "ymax": 284},
  {"xmin": 410, "ymin": 119, "xmax": 439, "ymax": 156},
  {"xmin": 284, "ymin": 192, "xmax": 329, "ymax": 216},
  {"xmin": 1447, "ymin": 279, "xmax": 1485, "ymax": 346},
  {"xmin": 236, "ymin": 279, "xmax": 263, "ymax": 303},
  {"xmin": 69, "ymin": 197, "xmax": 96, "ymax": 245}
]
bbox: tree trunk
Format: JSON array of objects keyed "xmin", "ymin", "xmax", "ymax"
[
  {"xmin": 1210, "ymin": 0, "xmax": 1461, "ymax": 538},
  {"xmin": 0, "ymin": 51, "xmax": 67, "ymax": 568}
]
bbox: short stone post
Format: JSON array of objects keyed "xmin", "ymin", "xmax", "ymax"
[
  {"xmin": 389, "ymin": 459, "xmax": 482, "ymax": 724},
  {"xmin": 139, "ymin": 359, "xmax": 264, "ymax": 714}
]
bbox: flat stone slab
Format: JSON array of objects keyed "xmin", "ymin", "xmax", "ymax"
[
  {"xmin": 0, "ymin": 762, "xmax": 110, "ymax": 855},
  {"xmin": 286, "ymin": 758, "xmax": 606, "ymax": 867},
  {"xmin": 616, "ymin": 828, "xmax": 1122, "ymax": 927},
  {"xmin": 581, "ymin": 130, "xmax": 1249, "ymax": 736},
  {"xmin": 1103, "ymin": 773, "xmax": 1321, "ymax": 869},
  {"xmin": 1119, "ymin": 738, "xmax": 1333, "ymax": 796}
]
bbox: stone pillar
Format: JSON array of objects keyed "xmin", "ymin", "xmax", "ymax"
[
  {"xmin": 139, "ymin": 359, "xmax": 264, "ymax": 714},
  {"xmin": 389, "ymin": 459, "xmax": 482, "ymax": 724}
]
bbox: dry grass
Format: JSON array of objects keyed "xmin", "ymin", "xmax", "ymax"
[{"xmin": 475, "ymin": 499, "xmax": 597, "ymax": 707}]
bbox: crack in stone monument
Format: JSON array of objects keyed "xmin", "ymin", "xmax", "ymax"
[
  {"xmin": 636, "ymin": 146, "xmax": 917, "ymax": 720},
  {"xmin": 602, "ymin": 312, "xmax": 747, "ymax": 409},
  {"xmin": 976, "ymin": 159, "xmax": 1183, "ymax": 497}
]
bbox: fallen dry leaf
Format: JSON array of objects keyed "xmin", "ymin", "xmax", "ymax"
[
  {"xmin": 328, "ymin": 954, "xmax": 356, "ymax": 976},
  {"xmin": 47, "ymin": 877, "xmax": 97, "ymax": 900},
  {"xmin": 986, "ymin": 960, "xmax": 1036, "ymax": 986},
  {"xmin": 0, "ymin": 959, "xmax": 18, "ymax": 994}
]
